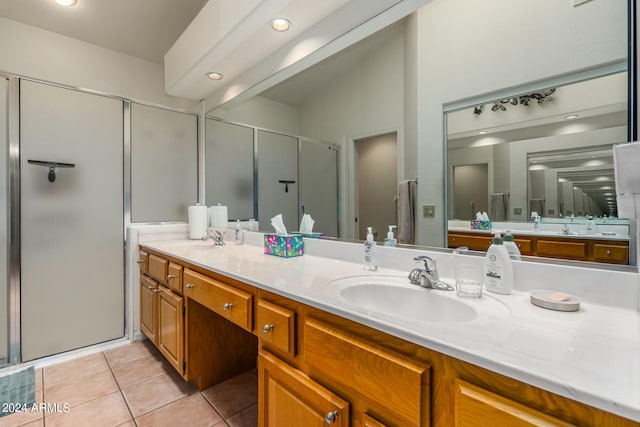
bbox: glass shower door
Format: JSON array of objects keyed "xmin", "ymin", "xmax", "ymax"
[{"xmin": 0, "ymin": 76, "xmax": 8, "ymax": 365}]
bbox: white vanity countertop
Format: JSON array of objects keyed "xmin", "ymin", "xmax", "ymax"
[
  {"xmin": 140, "ymin": 238, "xmax": 640, "ymax": 422},
  {"xmin": 448, "ymin": 226, "xmax": 631, "ymax": 241}
]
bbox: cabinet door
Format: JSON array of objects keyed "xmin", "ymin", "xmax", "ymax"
[
  {"xmin": 258, "ymin": 350, "xmax": 349, "ymax": 427},
  {"xmin": 140, "ymin": 276, "xmax": 158, "ymax": 344},
  {"xmin": 157, "ymin": 286, "xmax": 184, "ymax": 376}
]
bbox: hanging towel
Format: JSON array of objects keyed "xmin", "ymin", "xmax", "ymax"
[
  {"xmin": 529, "ymin": 199, "xmax": 545, "ymax": 217},
  {"xmin": 489, "ymin": 193, "xmax": 508, "ymax": 221},
  {"xmin": 397, "ymin": 180, "xmax": 417, "ymax": 244}
]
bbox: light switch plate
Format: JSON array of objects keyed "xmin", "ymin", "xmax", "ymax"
[
  {"xmin": 513, "ymin": 207, "xmax": 522, "ymax": 215},
  {"xmin": 423, "ymin": 204, "xmax": 435, "ymax": 217},
  {"xmin": 573, "ymin": 0, "xmax": 592, "ymax": 6}
]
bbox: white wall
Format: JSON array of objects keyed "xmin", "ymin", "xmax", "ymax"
[
  {"xmin": 415, "ymin": 0, "xmax": 627, "ymax": 246},
  {"xmin": 210, "ymin": 95, "xmax": 300, "ymax": 135},
  {"xmin": 0, "ymin": 17, "xmax": 196, "ymax": 111}
]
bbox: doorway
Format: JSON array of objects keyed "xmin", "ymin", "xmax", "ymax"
[
  {"xmin": 452, "ymin": 163, "xmax": 488, "ymax": 220},
  {"xmin": 355, "ymin": 132, "xmax": 397, "ymax": 241}
]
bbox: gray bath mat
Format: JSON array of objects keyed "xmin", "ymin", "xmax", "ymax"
[{"xmin": 0, "ymin": 367, "xmax": 35, "ymax": 417}]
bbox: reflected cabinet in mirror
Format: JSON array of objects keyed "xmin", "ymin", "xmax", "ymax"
[{"xmin": 203, "ymin": 0, "xmax": 634, "ymax": 266}]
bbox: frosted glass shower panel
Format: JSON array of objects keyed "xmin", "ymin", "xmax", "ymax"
[
  {"xmin": 300, "ymin": 140, "xmax": 339, "ymax": 237},
  {"xmin": 20, "ymin": 80, "xmax": 124, "ymax": 361},
  {"xmin": 205, "ymin": 119, "xmax": 254, "ymax": 219},
  {"xmin": 257, "ymin": 130, "xmax": 299, "ymax": 232},
  {"xmin": 131, "ymin": 104, "xmax": 198, "ymax": 222}
]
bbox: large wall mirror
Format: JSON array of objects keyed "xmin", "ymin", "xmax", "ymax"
[
  {"xmin": 203, "ymin": 0, "xmax": 634, "ymax": 267},
  {"xmin": 446, "ymin": 70, "xmax": 627, "ymax": 223}
]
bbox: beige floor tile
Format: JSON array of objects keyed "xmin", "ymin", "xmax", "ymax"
[
  {"xmin": 0, "ymin": 388, "xmax": 43, "ymax": 427},
  {"xmin": 135, "ymin": 393, "xmax": 224, "ymax": 427},
  {"xmin": 202, "ymin": 371, "xmax": 257, "ymax": 419},
  {"xmin": 121, "ymin": 371, "xmax": 196, "ymax": 418},
  {"xmin": 104, "ymin": 340, "xmax": 159, "ymax": 368},
  {"xmin": 44, "ymin": 368, "xmax": 119, "ymax": 408},
  {"xmin": 111, "ymin": 354, "xmax": 173, "ymax": 390},
  {"xmin": 44, "ymin": 391, "xmax": 132, "ymax": 427},
  {"xmin": 225, "ymin": 403, "xmax": 257, "ymax": 427},
  {"xmin": 18, "ymin": 420, "xmax": 43, "ymax": 427},
  {"xmin": 115, "ymin": 421, "xmax": 136, "ymax": 427},
  {"xmin": 43, "ymin": 353, "xmax": 110, "ymax": 387}
]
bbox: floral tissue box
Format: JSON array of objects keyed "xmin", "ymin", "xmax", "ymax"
[
  {"xmin": 264, "ymin": 234, "xmax": 304, "ymax": 258},
  {"xmin": 470, "ymin": 220, "xmax": 492, "ymax": 230}
]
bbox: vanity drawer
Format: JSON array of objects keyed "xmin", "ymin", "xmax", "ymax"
[
  {"xmin": 148, "ymin": 254, "xmax": 169, "ymax": 284},
  {"xmin": 256, "ymin": 299, "xmax": 296, "ymax": 357},
  {"xmin": 166, "ymin": 262, "xmax": 183, "ymax": 293},
  {"xmin": 304, "ymin": 319, "xmax": 429, "ymax": 425},
  {"xmin": 512, "ymin": 238, "xmax": 533, "ymax": 255},
  {"xmin": 454, "ymin": 379, "xmax": 575, "ymax": 427},
  {"xmin": 536, "ymin": 240, "xmax": 586, "ymax": 260},
  {"xmin": 448, "ymin": 233, "xmax": 492, "ymax": 251},
  {"xmin": 183, "ymin": 269, "xmax": 253, "ymax": 331},
  {"xmin": 593, "ymin": 243, "xmax": 628, "ymax": 264},
  {"xmin": 138, "ymin": 250, "xmax": 149, "ymax": 275}
]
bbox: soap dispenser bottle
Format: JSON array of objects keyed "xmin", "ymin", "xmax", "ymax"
[
  {"xmin": 233, "ymin": 220, "xmax": 244, "ymax": 245},
  {"xmin": 384, "ymin": 225, "xmax": 397, "ymax": 247},
  {"xmin": 502, "ymin": 230, "xmax": 521, "ymax": 260},
  {"xmin": 363, "ymin": 227, "xmax": 378, "ymax": 271},
  {"xmin": 483, "ymin": 231, "xmax": 513, "ymax": 295}
]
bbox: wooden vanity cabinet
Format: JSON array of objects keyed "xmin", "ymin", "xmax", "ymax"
[
  {"xmin": 448, "ymin": 231, "xmax": 629, "ymax": 264},
  {"xmin": 139, "ymin": 253, "xmax": 187, "ymax": 378},
  {"xmin": 139, "ymin": 245, "xmax": 639, "ymax": 427}
]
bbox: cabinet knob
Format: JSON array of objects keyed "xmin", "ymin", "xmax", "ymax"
[
  {"xmin": 147, "ymin": 285, "xmax": 155, "ymax": 290},
  {"xmin": 185, "ymin": 284, "xmax": 194, "ymax": 289},
  {"xmin": 137, "ymin": 260, "xmax": 144, "ymax": 264},
  {"xmin": 223, "ymin": 303, "xmax": 233, "ymax": 311},
  {"xmin": 153, "ymin": 289, "xmax": 161, "ymax": 293},
  {"xmin": 262, "ymin": 324, "xmax": 274, "ymax": 333},
  {"xmin": 167, "ymin": 274, "xmax": 176, "ymax": 280},
  {"xmin": 324, "ymin": 410, "xmax": 339, "ymax": 424}
]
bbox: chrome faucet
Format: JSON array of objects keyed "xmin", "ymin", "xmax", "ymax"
[
  {"xmin": 408, "ymin": 256, "xmax": 454, "ymax": 291},
  {"xmin": 202, "ymin": 229, "xmax": 226, "ymax": 246},
  {"xmin": 561, "ymin": 223, "xmax": 570, "ymax": 235}
]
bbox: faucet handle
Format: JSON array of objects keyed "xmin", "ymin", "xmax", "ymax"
[{"xmin": 413, "ymin": 255, "xmax": 436, "ymax": 272}]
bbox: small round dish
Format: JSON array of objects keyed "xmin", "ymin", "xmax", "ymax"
[{"xmin": 529, "ymin": 289, "xmax": 580, "ymax": 312}]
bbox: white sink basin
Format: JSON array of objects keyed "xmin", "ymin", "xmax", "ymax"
[{"xmin": 330, "ymin": 275, "xmax": 510, "ymax": 324}]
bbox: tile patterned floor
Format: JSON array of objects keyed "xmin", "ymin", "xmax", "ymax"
[{"xmin": 0, "ymin": 340, "xmax": 258, "ymax": 427}]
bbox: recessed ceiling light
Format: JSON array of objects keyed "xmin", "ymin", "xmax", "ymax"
[
  {"xmin": 206, "ymin": 72, "xmax": 223, "ymax": 81},
  {"xmin": 54, "ymin": 0, "xmax": 77, "ymax": 6},
  {"xmin": 477, "ymin": 130, "xmax": 489, "ymax": 135},
  {"xmin": 564, "ymin": 114, "xmax": 579, "ymax": 120},
  {"xmin": 271, "ymin": 18, "xmax": 291, "ymax": 32}
]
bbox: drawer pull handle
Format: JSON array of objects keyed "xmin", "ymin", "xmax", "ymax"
[
  {"xmin": 153, "ymin": 289, "xmax": 161, "ymax": 293},
  {"xmin": 147, "ymin": 285, "xmax": 155, "ymax": 290},
  {"xmin": 262, "ymin": 324, "xmax": 274, "ymax": 333},
  {"xmin": 223, "ymin": 303, "xmax": 233, "ymax": 311},
  {"xmin": 185, "ymin": 284, "xmax": 194, "ymax": 289},
  {"xmin": 167, "ymin": 274, "xmax": 176, "ymax": 280},
  {"xmin": 325, "ymin": 410, "xmax": 339, "ymax": 424},
  {"xmin": 607, "ymin": 250, "xmax": 612, "ymax": 256}
]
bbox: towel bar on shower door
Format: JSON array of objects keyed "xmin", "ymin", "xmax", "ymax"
[{"xmin": 27, "ymin": 160, "xmax": 75, "ymax": 182}]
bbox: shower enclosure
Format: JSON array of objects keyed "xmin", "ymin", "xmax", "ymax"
[{"xmin": 0, "ymin": 74, "xmax": 198, "ymax": 367}]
